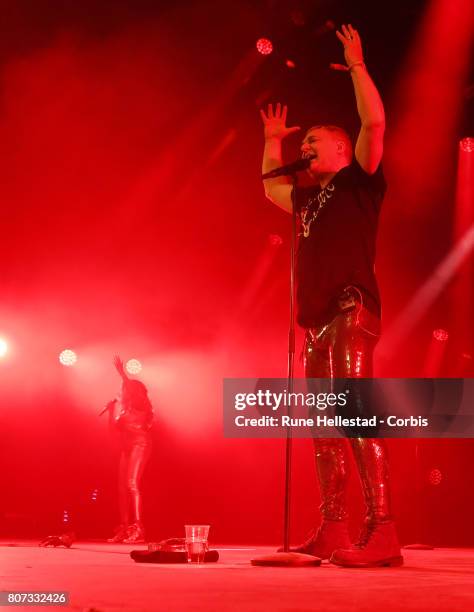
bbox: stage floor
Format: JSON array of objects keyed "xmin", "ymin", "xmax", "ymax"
[{"xmin": 1, "ymin": 541, "xmax": 473, "ymax": 611}]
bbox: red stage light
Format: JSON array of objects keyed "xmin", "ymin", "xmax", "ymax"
[
  {"xmin": 126, "ymin": 358, "xmax": 142, "ymax": 375},
  {"xmin": 256, "ymin": 38, "xmax": 273, "ymax": 55},
  {"xmin": 290, "ymin": 10, "xmax": 305, "ymax": 26},
  {"xmin": 59, "ymin": 349, "xmax": 77, "ymax": 367},
  {"xmin": 0, "ymin": 338, "xmax": 8, "ymax": 358},
  {"xmin": 269, "ymin": 234, "xmax": 283, "ymax": 246},
  {"xmin": 460, "ymin": 137, "xmax": 474, "ymax": 153},
  {"xmin": 429, "ymin": 468, "xmax": 443, "ymax": 486},
  {"xmin": 314, "ymin": 19, "xmax": 336, "ymax": 36},
  {"xmin": 285, "ymin": 59, "xmax": 296, "ymax": 69},
  {"xmin": 433, "ymin": 328, "xmax": 449, "ymax": 342}
]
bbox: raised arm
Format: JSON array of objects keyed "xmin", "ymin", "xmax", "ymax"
[
  {"xmin": 260, "ymin": 103, "xmax": 301, "ymax": 213},
  {"xmin": 332, "ymin": 24, "xmax": 385, "ymax": 174},
  {"xmin": 113, "ymin": 355, "xmax": 129, "ymax": 382}
]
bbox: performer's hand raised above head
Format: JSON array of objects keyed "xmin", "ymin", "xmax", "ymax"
[
  {"xmin": 260, "ymin": 103, "xmax": 301, "ymax": 141},
  {"xmin": 331, "ymin": 23, "xmax": 364, "ymax": 72},
  {"xmin": 113, "ymin": 354, "xmax": 128, "ymax": 380},
  {"xmin": 260, "ymin": 104, "xmax": 301, "ymax": 213}
]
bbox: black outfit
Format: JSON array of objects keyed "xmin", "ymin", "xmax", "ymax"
[
  {"xmin": 116, "ymin": 403, "xmax": 153, "ymax": 528},
  {"xmin": 294, "ymin": 160, "xmax": 392, "ymax": 525},
  {"xmin": 295, "ymin": 160, "xmax": 386, "ymax": 328}
]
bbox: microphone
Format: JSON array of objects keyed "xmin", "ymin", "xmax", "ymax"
[
  {"xmin": 99, "ymin": 399, "xmax": 117, "ymax": 417},
  {"xmin": 262, "ymin": 157, "xmax": 314, "ymax": 180}
]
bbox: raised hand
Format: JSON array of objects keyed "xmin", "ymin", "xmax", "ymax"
[
  {"xmin": 260, "ymin": 103, "xmax": 300, "ymax": 141},
  {"xmin": 331, "ymin": 24, "xmax": 364, "ymax": 71},
  {"xmin": 113, "ymin": 355, "xmax": 127, "ymax": 379}
]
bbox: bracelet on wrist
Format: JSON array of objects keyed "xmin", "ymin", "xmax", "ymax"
[{"xmin": 348, "ymin": 61, "xmax": 366, "ymax": 72}]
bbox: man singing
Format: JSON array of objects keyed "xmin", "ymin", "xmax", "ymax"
[{"xmin": 260, "ymin": 24, "xmax": 403, "ymax": 567}]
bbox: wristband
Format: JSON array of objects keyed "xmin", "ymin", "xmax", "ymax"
[{"xmin": 348, "ymin": 61, "xmax": 366, "ymax": 72}]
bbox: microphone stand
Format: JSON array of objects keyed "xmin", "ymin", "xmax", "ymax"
[
  {"xmin": 251, "ymin": 173, "xmax": 321, "ymax": 567},
  {"xmin": 402, "ymin": 440, "xmax": 434, "ymax": 550}
]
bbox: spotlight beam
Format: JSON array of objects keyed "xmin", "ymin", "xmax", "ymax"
[
  {"xmin": 379, "ymin": 225, "xmax": 474, "ymax": 358},
  {"xmin": 0, "ymin": 338, "xmax": 8, "ymax": 358}
]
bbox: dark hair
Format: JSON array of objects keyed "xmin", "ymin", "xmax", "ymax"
[
  {"xmin": 122, "ymin": 379, "xmax": 153, "ymax": 413},
  {"xmin": 127, "ymin": 380, "xmax": 148, "ymax": 395}
]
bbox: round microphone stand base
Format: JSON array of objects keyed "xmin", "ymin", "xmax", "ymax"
[{"xmin": 251, "ymin": 552, "xmax": 321, "ymax": 567}]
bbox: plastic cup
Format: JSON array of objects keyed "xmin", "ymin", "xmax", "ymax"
[{"xmin": 184, "ymin": 525, "xmax": 210, "ymax": 563}]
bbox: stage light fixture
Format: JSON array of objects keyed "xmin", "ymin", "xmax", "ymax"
[
  {"xmin": 256, "ymin": 38, "xmax": 273, "ymax": 55},
  {"xmin": 59, "ymin": 349, "xmax": 77, "ymax": 367},
  {"xmin": 314, "ymin": 20, "xmax": 336, "ymax": 36},
  {"xmin": 290, "ymin": 10, "xmax": 305, "ymax": 26},
  {"xmin": 269, "ymin": 234, "xmax": 283, "ymax": 246},
  {"xmin": 285, "ymin": 59, "xmax": 296, "ymax": 69},
  {"xmin": 126, "ymin": 358, "xmax": 142, "ymax": 375},
  {"xmin": 460, "ymin": 137, "xmax": 474, "ymax": 153},
  {"xmin": 433, "ymin": 328, "xmax": 449, "ymax": 342},
  {"xmin": 429, "ymin": 468, "xmax": 442, "ymax": 486},
  {"xmin": 0, "ymin": 338, "xmax": 8, "ymax": 358}
]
